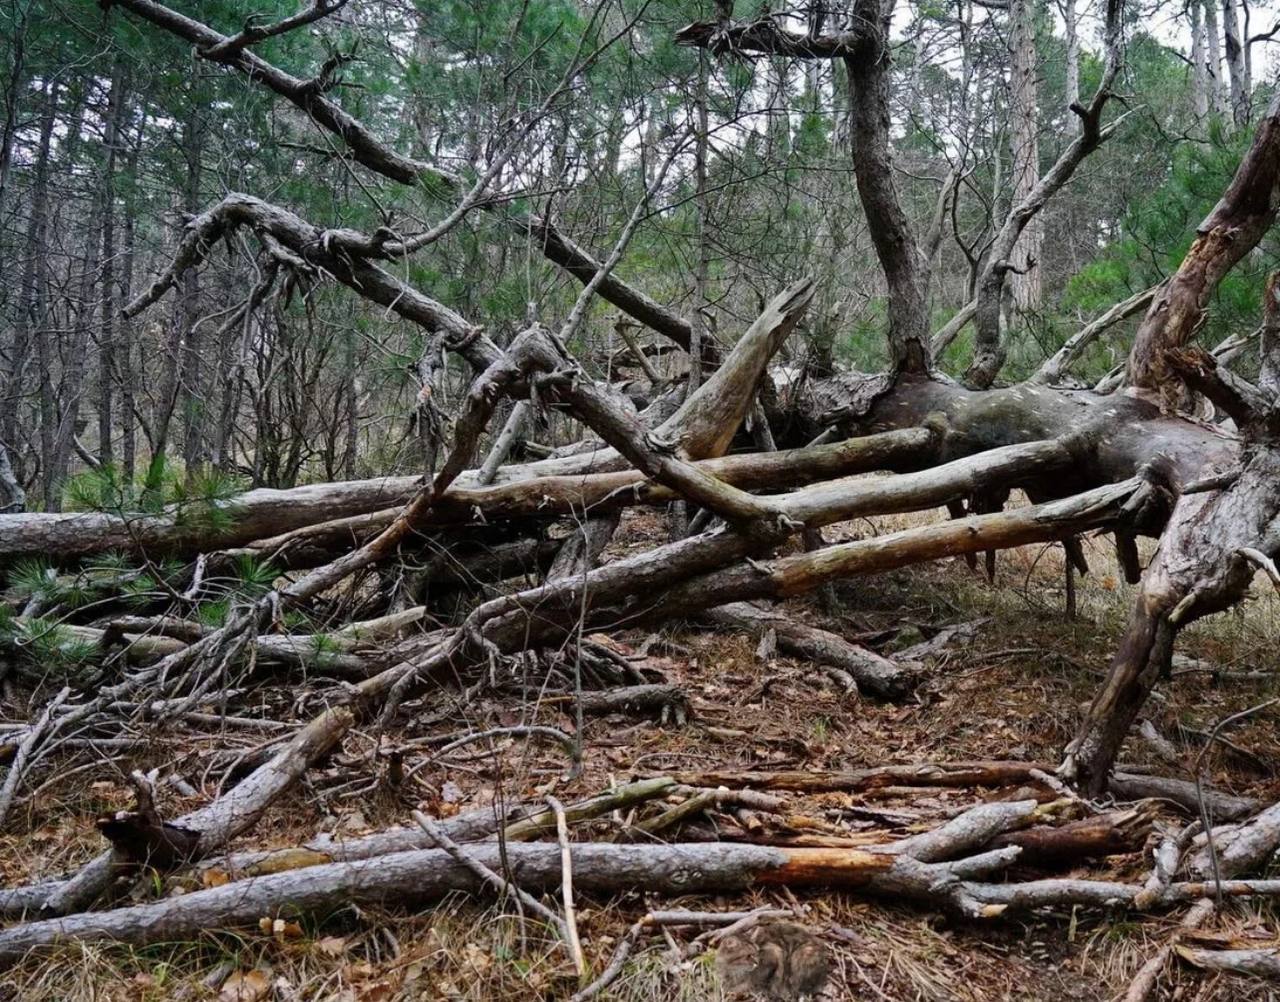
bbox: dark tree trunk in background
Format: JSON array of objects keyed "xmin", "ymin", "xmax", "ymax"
[
  {"xmin": 342, "ymin": 329, "xmax": 358, "ymax": 479},
  {"xmin": 1, "ymin": 81, "xmax": 54, "ymax": 509},
  {"xmin": 0, "ymin": 1, "xmax": 27, "ymax": 241},
  {"xmin": 49, "ymin": 85, "xmax": 101, "ymax": 511},
  {"xmin": 842, "ymin": 0, "xmax": 930, "ymax": 376},
  {"xmin": 146, "ymin": 109, "xmax": 202, "ymax": 499},
  {"xmin": 118, "ymin": 106, "xmax": 146, "ymax": 485},
  {"xmin": 97, "ymin": 62, "xmax": 129, "ymax": 470}
]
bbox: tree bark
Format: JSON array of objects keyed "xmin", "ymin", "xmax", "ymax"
[
  {"xmin": 1191, "ymin": 0, "xmax": 1211, "ymax": 121},
  {"xmin": 1008, "ymin": 0, "xmax": 1042, "ymax": 314},
  {"xmin": 96, "ymin": 61, "xmax": 129, "ymax": 469},
  {"xmin": 0, "ymin": 81, "xmax": 56, "ymax": 510},
  {"xmin": 1222, "ymin": 0, "xmax": 1250, "ymax": 126},
  {"xmin": 702, "ymin": 601, "xmax": 913, "ymax": 698},
  {"xmin": 1205, "ymin": 0, "xmax": 1232, "ymax": 119},
  {"xmin": 843, "ymin": 0, "xmax": 930, "ymax": 375}
]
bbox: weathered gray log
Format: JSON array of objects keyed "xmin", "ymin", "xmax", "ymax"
[
  {"xmin": 888, "ymin": 801, "xmax": 1039, "ymax": 862},
  {"xmin": 1106, "ymin": 772, "xmax": 1261, "ymax": 820},
  {"xmin": 1187, "ymin": 799, "xmax": 1280, "ymax": 879},
  {"xmin": 563, "ymin": 684, "xmax": 688, "ymax": 719},
  {"xmin": 13, "ymin": 837, "xmax": 1280, "ymax": 964},
  {"xmin": 0, "ymin": 843, "xmax": 912, "ymax": 963},
  {"xmin": 224, "ymin": 424, "xmax": 937, "ymax": 571},
  {"xmin": 702, "ymin": 602, "xmax": 914, "ymax": 699},
  {"xmin": 1174, "ymin": 945, "xmax": 1280, "ymax": 978},
  {"xmin": 0, "ymin": 800, "xmax": 1032, "ymax": 964},
  {"xmin": 59, "ymin": 624, "xmax": 376, "ymax": 677}
]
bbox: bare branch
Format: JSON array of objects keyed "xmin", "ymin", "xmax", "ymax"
[{"xmin": 198, "ymin": 0, "xmax": 350, "ymax": 60}]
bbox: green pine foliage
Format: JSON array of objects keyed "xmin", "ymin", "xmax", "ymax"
[{"xmin": 6, "ymin": 616, "xmax": 100, "ymax": 682}]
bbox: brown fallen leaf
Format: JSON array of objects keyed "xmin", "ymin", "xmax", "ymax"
[
  {"xmin": 202, "ymin": 867, "xmax": 231, "ymax": 889},
  {"xmin": 315, "ymin": 935, "xmax": 349, "ymax": 957},
  {"xmin": 343, "ymin": 960, "xmax": 376, "ymax": 981},
  {"xmin": 219, "ymin": 969, "xmax": 271, "ymax": 1002}
]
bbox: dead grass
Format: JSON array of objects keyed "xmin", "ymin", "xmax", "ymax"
[{"xmin": 2, "ymin": 504, "xmax": 1280, "ymax": 1001}]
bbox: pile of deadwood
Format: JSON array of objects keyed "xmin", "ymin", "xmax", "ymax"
[{"xmin": 0, "ymin": 283, "xmax": 1276, "ymax": 998}]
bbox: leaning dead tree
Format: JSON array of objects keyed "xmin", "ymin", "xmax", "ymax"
[{"xmin": 3, "ymin": 0, "xmax": 1280, "ymax": 983}]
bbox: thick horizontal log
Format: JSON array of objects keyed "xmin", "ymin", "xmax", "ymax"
[
  {"xmin": 820, "ymin": 373, "xmax": 1238, "ymax": 492},
  {"xmin": 13, "ymin": 354, "xmax": 1237, "ymax": 570},
  {"xmin": 0, "ymin": 477, "xmax": 421, "ymax": 568},
  {"xmin": 621, "ymin": 479, "xmax": 1138, "ymax": 623},
  {"xmin": 0, "ymin": 800, "xmax": 1031, "ymax": 963},
  {"xmin": 12, "ymin": 834, "xmax": 1280, "ymax": 964},
  {"xmin": 0, "ymin": 843, "xmax": 886, "ymax": 963},
  {"xmin": 226, "ymin": 425, "xmax": 940, "ymax": 569},
  {"xmin": 1175, "ymin": 945, "xmax": 1280, "ymax": 977},
  {"xmin": 992, "ymin": 807, "xmax": 1153, "ymax": 865},
  {"xmin": 453, "ymin": 442, "xmax": 1099, "ymax": 670}
]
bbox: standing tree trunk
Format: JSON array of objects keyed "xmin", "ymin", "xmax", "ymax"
[
  {"xmin": 179, "ymin": 107, "xmax": 206, "ymax": 475},
  {"xmin": 1222, "ymin": 0, "xmax": 1250, "ymax": 126},
  {"xmin": 1062, "ymin": 0, "xmax": 1079, "ymax": 134},
  {"xmin": 146, "ymin": 109, "xmax": 202, "ymax": 500},
  {"xmin": 0, "ymin": 0, "xmax": 27, "ymax": 245},
  {"xmin": 118, "ymin": 105, "xmax": 146, "ymax": 485},
  {"xmin": 0, "ymin": 80, "xmax": 54, "ymax": 510},
  {"xmin": 0, "ymin": 0, "xmax": 27, "ymax": 510},
  {"xmin": 1191, "ymin": 0, "xmax": 1211, "ymax": 121},
  {"xmin": 342, "ymin": 328, "xmax": 358, "ymax": 479},
  {"xmin": 842, "ymin": 0, "xmax": 930, "ymax": 376},
  {"xmin": 46, "ymin": 84, "xmax": 96, "ymax": 510},
  {"xmin": 688, "ymin": 51, "xmax": 711, "ymax": 401},
  {"xmin": 1205, "ymin": 0, "xmax": 1232, "ymax": 120},
  {"xmin": 97, "ymin": 62, "xmax": 129, "ymax": 470},
  {"xmin": 1008, "ymin": 0, "xmax": 1042, "ymax": 314}
]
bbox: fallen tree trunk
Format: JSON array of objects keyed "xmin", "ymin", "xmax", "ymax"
[
  {"xmin": 0, "ymin": 842, "xmax": 914, "ymax": 964},
  {"xmin": 1174, "ymin": 945, "xmax": 1280, "ymax": 978},
  {"xmin": 9, "ymin": 835, "xmax": 1280, "ymax": 965},
  {"xmin": 1186, "ymin": 797, "xmax": 1280, "ymax": 878},
  {"xmin": 219, "ymin": 424, "xmax": 938, "ymax": 572},
  {"xmin": 991, "ymin": 806, "xmax": 1153, "ymax": 864},
  {"xmin": 0, "ymin": 799, "xmax": 1037, "ymax": 964},
  {"xmin": 56, "ymin": 624, "xmax": 378, "ymax": 677}
]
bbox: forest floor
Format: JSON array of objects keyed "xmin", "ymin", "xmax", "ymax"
[{"xmin": 2, "ymin": 498, "xmax": 1279, "ymax": 1001}]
